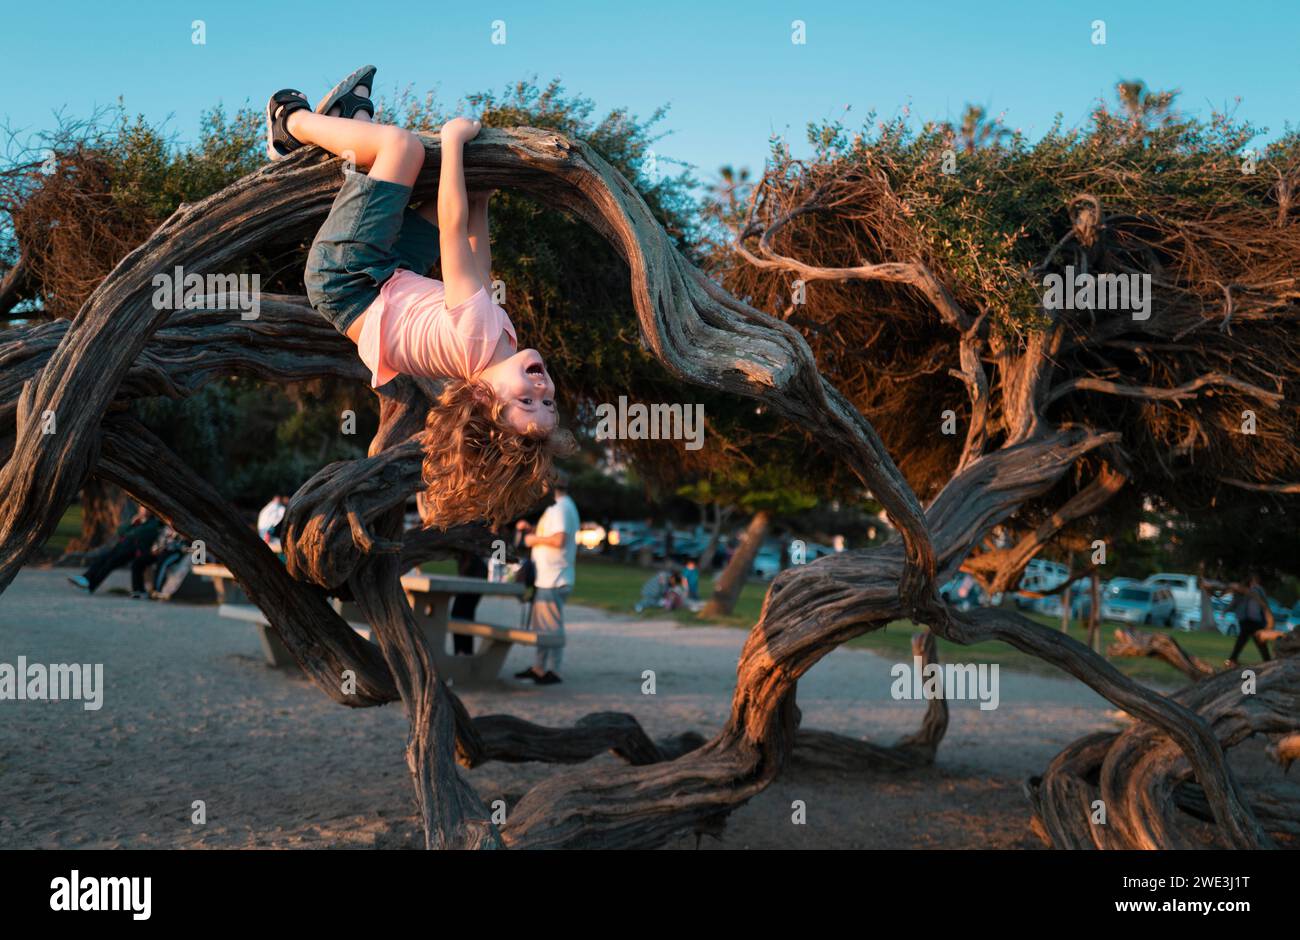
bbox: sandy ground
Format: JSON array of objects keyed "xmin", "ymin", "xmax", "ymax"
[{"xmin": 0, "ymin": 566, "xmax": 1138, "ymax": 849}]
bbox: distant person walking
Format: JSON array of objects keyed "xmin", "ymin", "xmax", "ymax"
[
  {"xmin": 514, "ymin": 472, "xmax": 579, "ymax": 684},
  {"xmin": 1227, "ymin": 571, "xmax": 1274, "ymax": 667},
  {"xmin": 68, "ymin": 508, "xmax": 162, "ymax": 594}
]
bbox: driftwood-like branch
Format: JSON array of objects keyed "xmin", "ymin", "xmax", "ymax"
[
  {"xmin": 1030, "ymin": 658, "xmax": 1300, "ymax": 848},
  {"xmin": 963, "ymin": 463, "xmax": 1127, "ymax": 594},
  {"xmin": 791, "ymin": 632, "xmax": 949, "ymax": 772},
  {"xmin": 1107, "ymin": 627, "xmax": 1217, "ymax": 681},
  {"xmin": 1220, "ymin": 477, "xmax": 1300, "ymax": 494},
  {"xmin": 1046, "ymin": 371, "xmax": 1284, "ymax": 408},
  {"xmin": 935, "ymin": 605, "xmax": 1268, "ymax": 848},
  {"xmin": 458, "ymin": 713, "xmax": 705, "ymax": 768}
]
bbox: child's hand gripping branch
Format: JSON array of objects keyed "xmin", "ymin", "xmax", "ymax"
[{"xmin": 265, "ymin": 66, "xmax": 572, "ymax": 530}]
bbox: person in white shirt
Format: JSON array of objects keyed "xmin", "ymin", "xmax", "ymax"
[
  {"xmin": 514, "ymin": 472, "xmax": 579, "ymax": 684},
  {"xmin": 256, "ymin": 495, "xmax": 288, "ymax": 551}
]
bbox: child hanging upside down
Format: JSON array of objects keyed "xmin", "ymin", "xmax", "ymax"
[{"xmin": 266, "ymin": 65, "xmax": 570, "ymax": 529}]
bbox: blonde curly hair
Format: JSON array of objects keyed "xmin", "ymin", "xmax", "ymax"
[{"xmin": 419, "ymin": 378, "xmax": 574, "ymax": 530}]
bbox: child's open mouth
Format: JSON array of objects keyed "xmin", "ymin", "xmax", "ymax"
[{"xmin": 526, "ymin": 363, "xmax": 545, "ymax": 376}]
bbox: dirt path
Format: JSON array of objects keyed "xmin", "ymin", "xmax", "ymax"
[{"xmin": 0, "ymin": 566, "xmax": 1131, "ymax": 848}]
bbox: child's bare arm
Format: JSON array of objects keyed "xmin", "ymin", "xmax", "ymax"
[
  {"xmin": 436, "ymin": 118, "xmax": 485, "ymax": 308},
  {"xmin": 467, "ymin": 192, "xmax": 493, "ymax": 288}
]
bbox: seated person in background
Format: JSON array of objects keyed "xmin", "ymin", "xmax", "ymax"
[
  {"xmin": 68, "ymin": 509, "xmax": 162, "ymax": 594},
  {"xmin": 662, "ymin": 572, "xmax": 688, "ymax": 611},
  {"xmin": 635, "ymin": 571, "xmax": 671, "ymax": 613},
  {"xmin": 141, "ymin": 526, "xmax": 193, "ymax": 601}
]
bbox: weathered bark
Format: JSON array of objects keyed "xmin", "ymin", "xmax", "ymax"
[
  {"xmin": 1031, "ymin": 658, "xmax": 1299, "ymax": 848},
  {"xmin": 963, "ymin": 464, "xmax": 1127, "ymax": 595},
  {"xmin": 1268, "ymin": 733, "xmax": 1300, "ymax": 773},
  {"xmin": 1086, "ymin": 571, "xmax": 1102, "ymax": 652},
  {"xmin": 1059, "ymin": 554, "xmax": 1074, "ymax": 632},
  {"xmin": 457, "ymin": 713, "xmax": 705, "ymax": 768},
  {"xmin": 702, "ymin": 509, "xmax": 770, "ymax": 617},
  {"xmin": 1107, "ymin": 627, "xmax": 1217, "ymax": 681},
  {"xmin": 792, "ymin": 632, "xmax": 949, "ymax": 771},
  {"xmin": 97, "ymin": 413, "xmax": 400, "ymax": 706},
  {"xmin": 1026, "ymin": 732, "xmax": 1125, "ymax": 849},
  {"xmin": 61, "ymin": 476, "xmax": 126, "ymax": 556},
  {"xmin": 0, "ymin": 254, "xmax": 33, "ymax": 319}
]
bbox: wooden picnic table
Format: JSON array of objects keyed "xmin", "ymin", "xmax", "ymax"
[{"xmin": 194, "ymin": 564, "xmax": 556, "ymax": 685}]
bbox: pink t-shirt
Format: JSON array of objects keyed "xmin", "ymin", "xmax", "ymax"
[{"xmin": 357, "ymin": 269, "xmax": 517, "ymax": 388}]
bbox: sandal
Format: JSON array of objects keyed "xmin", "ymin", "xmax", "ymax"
[
  {"xmin": 316, "ymin": 64, "xmax": 377, "ymax": 120},
  {"xmin": 266, "ymin": 89, "xmax": 311, "ymax": 161}
]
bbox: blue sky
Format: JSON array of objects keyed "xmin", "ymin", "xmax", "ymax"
[{"xmin": 3, "ymin": 0, "xmax": 1296, "ymax": 186}]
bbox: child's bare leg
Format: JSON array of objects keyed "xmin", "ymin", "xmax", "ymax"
[
  {"xmin": 437, "ymin": 118, "xmax": 487, "ymax": 309},
  {"xmin": 286, "ymin": 110, "xmax": 424, "ymax": 187}
]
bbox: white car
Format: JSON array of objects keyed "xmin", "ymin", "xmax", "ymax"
[
  {"xmin": 1174, "ymin": 602, "xmax": 1238, "ymax": 635},
  {"xmin": 1142, "ymin": 573, "xmax": 1201, "ymax": 618},
  {"xmin": 1014, "ymin": 559, "xmax": 1070, "ymax": 609}
]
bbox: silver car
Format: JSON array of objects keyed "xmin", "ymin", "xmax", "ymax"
[{"xmin": 1100, "ymin": 585, "xmax": 1176, "ymax": 626}]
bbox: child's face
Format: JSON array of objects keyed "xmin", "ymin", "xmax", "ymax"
[{"xmin": 485, "ymin": 348, "xmax": 557, "ymax": 435}]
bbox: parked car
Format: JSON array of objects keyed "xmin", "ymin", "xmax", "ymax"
[
  {"xmin": 1104, "ymin": 577, "xmax": 1142, "ymax": 598},
  {"xmin": 1268, "ymin": 599, "xmax": 1291, "ymax": 630},
  {"xmin": 1142, "ymin": 573, "xmax": 1202, "ymax": 619},
  {"xmin": 751, "ymin": 545, "xmax": 783, "ymax": 580},
  {"xmin": 1037, "ymin": 590, "xmax": 1093, "ymax": 619},
  {"xmin": 1013, "ymin": 559, "xmax": 1069, "ymax": 609},
  {"xmin": 666, "ymin": 531, "xmax": 711, "ymax": 563},
  {"xmin": 1173, "ymin": 596, "xmax": 1238, "ymax": 634},
  {"xmin": 1101, "ymin": 585, "xmax": 1176, "ymax": 626},
  {"xmin": 605, "ymin": 521, "xmax": 649, "ymax": 550}
]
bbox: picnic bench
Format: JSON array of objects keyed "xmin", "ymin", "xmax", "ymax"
[{"xmin": 193, "ymin": 564, "xmax": 560, "ymax": 685}]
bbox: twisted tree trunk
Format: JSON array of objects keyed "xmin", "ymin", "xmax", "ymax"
[
  {"xmin": 0, "ymin": 126, "xmax": 1277, "ymax": 849},
  {"xmin": 61, "ymin": 476, "xmax": 125, "ymax": 557},
  {"xmin": 702, "ymin": 509, "xmax": 770, "ymax": 617}
]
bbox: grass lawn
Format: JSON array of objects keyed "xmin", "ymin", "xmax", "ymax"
[
  {"xmin": 43, "ymin": 503, "xmax": 85, "ymax": 555},
  {"xmin": 504, "ymin": 556, "xmax": 1251, "ymax": 686}
]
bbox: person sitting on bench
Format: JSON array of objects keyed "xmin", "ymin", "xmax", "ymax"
[{"xmin": 67, "ymin": 508, "xmax": 162, "ymax": 595}]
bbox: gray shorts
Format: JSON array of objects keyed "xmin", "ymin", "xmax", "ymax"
[
  {"xmin": 531, "ymin": 586, "xmax": 570, "ymax": 673},
  {"xmin": 303, "ymin": 171, "xmax": 441, "ymax": 335}
]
